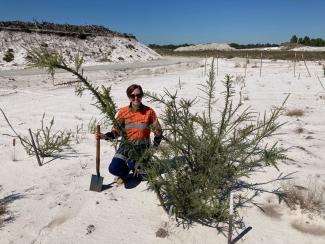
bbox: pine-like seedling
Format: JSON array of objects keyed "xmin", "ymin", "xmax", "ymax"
[
  {"xmin": 27, "ymin": 47, "xmax": 120, "ymax": 132},
  {"xmin": 27, "ymin": 47, "xmax": 145, "ymax": 164},
  {"xmin": 27, "ymin": 48, "xmax": 290, "ymax": 229},
  {"xmin": 144, "ymin": 59, "xmax": 289, "ymax": 228},
  {"xmin": 0, "ymin": 110, "xmax": 72, "ymax": 162}
]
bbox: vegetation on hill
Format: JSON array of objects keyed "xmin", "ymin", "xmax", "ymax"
[
  {"xmin": 229, "ymin": 43, "xmax": 279, "ymax": 49},
  {"xmin": 290, "ymin": 35, "xmax": 325, "ymax": 47},
  {"xmin": 148, "ymin": 43, "xmax": 192, "ymax": 50},
  {"xmin": 0, "ymin": 20, "xmax": 136, "ymax": 39}
]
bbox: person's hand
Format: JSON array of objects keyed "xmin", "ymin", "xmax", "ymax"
[
  {"xmin": 96, "ymin": 131, "xmax": 116, "ymax": 140},
  {"xmin": 95, "ymin": 132, "xmax": 106, "ymax": 140}
]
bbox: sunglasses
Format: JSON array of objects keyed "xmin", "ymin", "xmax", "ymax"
[{"xmin": 129, "ymin": 93, "xmax": 143, "ymax": 99}]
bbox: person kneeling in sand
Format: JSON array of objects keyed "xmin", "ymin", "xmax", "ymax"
[{"xmin": 96, "ymin": 84, "xmax": 162, "ymax": 185}]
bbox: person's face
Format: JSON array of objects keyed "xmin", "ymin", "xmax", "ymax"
[{"xmin": 129, "ymin": 88, "xmax": 143, "ymax": 108}]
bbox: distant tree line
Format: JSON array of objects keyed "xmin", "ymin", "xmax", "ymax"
[
  {"xmin": 149, "ymin": 43, "xmax": 280, "ymax": 50},
  {"xmin": 0, "ymin": 20, "xmax": 136, "ymax": 39},
  {"xmin": 290, "ymin": 35, "xmax": 325, "ymax": 46},
  {"xmin": 148, "ymin": 43, "xmax": 192, "ymax": 50},
  {"xmin": 229, "ymin": 43, "xmax": 279, "ymax": 49}
]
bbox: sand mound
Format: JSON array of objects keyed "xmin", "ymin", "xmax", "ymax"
[{"xmin": 174, "ymin": 43, "xmax": 235, "ymax": 51}]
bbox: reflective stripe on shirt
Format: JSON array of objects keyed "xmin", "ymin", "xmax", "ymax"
[{"xmin": 125, "ymin": 123, "xmax": 149, "ymax": 129}]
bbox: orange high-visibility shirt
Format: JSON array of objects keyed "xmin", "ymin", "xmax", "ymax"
[{"xmin": 112, "ymin": 104, "xmax": 161, "ymax": 145}]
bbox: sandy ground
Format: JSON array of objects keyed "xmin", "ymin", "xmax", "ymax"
[{"xmin": 1, "ymin": 56, "xmax": 325, "ymax": 244}]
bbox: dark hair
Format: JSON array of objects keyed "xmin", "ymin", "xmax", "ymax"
[{"xmin": 126, "ymin": 84, "xmax": 143, "ymax": 97}]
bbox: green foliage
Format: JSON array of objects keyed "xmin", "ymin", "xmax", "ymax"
[
  {"xmin": 27, "ymin": 47, "xmax": 117, "ymax": 123},
  {"xmin": 290, "ymin": 35, "xmax": 298, "ymax": 44},
  {"xmin": 144, "ymin": 60, "xmax": 288, "ymax": 227},
  {"xmin": 24, "ymin": 114, "xmax": 72, "ymax": 158},
  {"xmin": 0, "ymin": 109, "xmax": 72, "ymax": 162},
  {"xmin": 3, "ymin": 48, "xmax": 14, "ymax": 62},
  {"xmin": 27, "ymin": 48, "xmax": 289, "ymax": 229},
  {"xmin": 27, "ymin": 47, "xmax": 136, "ymax": 158},
  {"xmin": 229, "ymin": 43, "xmax": 279, "ymax": 49},
  {"xmin": 148, "ymin": 43, "xmax": 192, "ymax": 50},
  {"xmin": 292, "ymin": 35, "xmax": 325, "ymax": 47}
]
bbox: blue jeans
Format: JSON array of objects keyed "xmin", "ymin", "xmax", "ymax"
[{"xmin": 108, "ymin": 144, "xmax": 148, "ymax": 179}]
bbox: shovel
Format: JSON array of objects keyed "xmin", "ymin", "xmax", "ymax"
[{"xmin": 90, "ymin": 125, "xmax": 104, "ymax": 192}]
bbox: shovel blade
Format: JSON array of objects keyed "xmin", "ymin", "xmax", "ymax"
[{"xmin": 90, "ymin": 174, "xmax": 104, "ymax": 192}]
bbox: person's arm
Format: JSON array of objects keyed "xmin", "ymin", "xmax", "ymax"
[
  {"xmin": 104, "ymin": 131, "xmax": 116, "ymax": 140},
  {"xmin": 95, "ymin": 131, "xmax": 115, "ymax": 140}
]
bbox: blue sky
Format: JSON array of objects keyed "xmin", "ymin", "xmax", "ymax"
[{"xmin": 0, "ymin": 0, "xmax": 324, "ymax": 45}]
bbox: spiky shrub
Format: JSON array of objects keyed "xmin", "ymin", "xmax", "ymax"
[
  {"xmin": 3, "ymin": 48, "xmax": 14, "ymax": 62},
  {"xmin": 27, "ymin": 114, "xmax": 72, "ymax": 157},
  {"xmin": 27, "ymin": 48, "xmax": 289, "ymax": 228},
  {"xmin": 27, "ymin": 47, "xmax": 117, "ymax": 124},
  {"xmin": 0, "ymin": 109, "xmax": 72, "ymax": 161},
  {"xmin": 144, "ymin": 59, "xmax": 288, "ymax": 227}
]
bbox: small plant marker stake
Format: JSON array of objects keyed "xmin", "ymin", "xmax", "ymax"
[
  {"xmin": 228, "ymin": 192, "xmax": 234, "ymax": 244},
  {"xmin": 28, "ymin": 128, "xmax": 42, "ymax": 166},
  {"xmin": 216, "ymin": 54, "xmax": 219, "ymax": 76},
  {"xmin": 167, "ymin": 205, "xmax": 174, "ymax": 234},
  {"xmin": 302, "ymin": 54, "xmax": 311, "ymax": 77},
  {"xmin": 259, "ymin": 52, "xmax": 263, "ymax": 78},
  {"xmin": 293, "ymin": 52, "xmax": 297, "ymax": 77},
  {"xmin": 204, "ymin": 55, "xmax": 207, "ymax": 76},
  {"xmin": 12, "ymin": 138, "xmax": 16, "ymax": 161},
  {"xmin": 317, "ymin": 76, "xmax": 325, "ymax": 90},
  {"xmin": 244, "ymin": 53, "xmax": 248, "ymax": 79},
  {"xmin": 178, "ymin": 77, "xmax": 182, "ymax": 90}
]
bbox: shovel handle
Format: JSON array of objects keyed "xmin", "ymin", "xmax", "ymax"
[{"xmin": 96, "ymin": 125, "xmax": 100, "ymax": 176}]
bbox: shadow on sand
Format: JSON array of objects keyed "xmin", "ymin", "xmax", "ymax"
[{"xmin": 0, "ymin": 191, "xmax": 25, "ymax": 228}]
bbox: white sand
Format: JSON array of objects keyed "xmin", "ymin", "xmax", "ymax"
[
  {"xmin": 1, "ymin": 56, "xmax": 325, "ymax": 244},
  {"xmin": 174, "ymin": 43, "xmax": 235, "ymax": 51},
  {"xmin": 0, "ymin": 30, "xmax": 160, "ymax": 71},
  {"xmin": 291, "ymin": 46, "xmax": 325, "ymax": 52}
]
